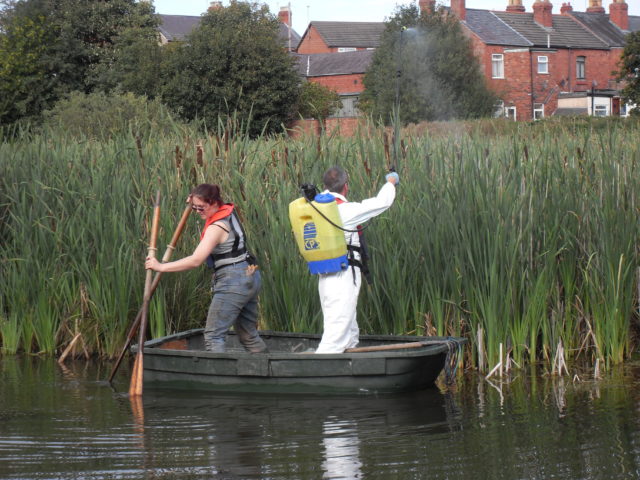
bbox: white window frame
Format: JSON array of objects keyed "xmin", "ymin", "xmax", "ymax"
[
  {"xmin": 337, "ymin": 47, "xmax": 357, "ymax": 52},
  {"xmin": 506, "ymin": 106, "xmax": 517, "ymax": 120},
  {"xmin": 576, "ymin": 56, "xmax": 585, "ymax": 80},
  {"xmin": 533, "ymin": 103, "xmax": 544, "ymax": 120},
  {"xmin": 537, "ymin": 55, "xmax": 549, "ymax": 74},
  {"xmin": 492, "ymin": 54, "xmax": 504, "ymax": 79}
]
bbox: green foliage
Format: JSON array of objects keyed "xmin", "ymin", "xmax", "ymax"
[
  {"xmin": 360, "ymin": 5, "xmax": 497, "ymax": 124},
  {"xmin": 160, "ymin": 0, "xmax": 300, "ymax": 136},
  {"xmin": 43, "ymin": 0, "xmax": 159, "ymax": 92},
  {"xmin": 2, "ymin": 117, "xmax": 640, "ymax": 374},
  {"xmin": 42, "ymin": 91, "xmax": 180, "ymax": 140},
  {"xmin": 0, "ymin": 0, "xmax": 57, "ymax": 124},
  {"xmin": 295, "ymin": 81, "xmax": 342, "ymax": 120},
  {"xmin": 616, "ymin": 31, "xmax": 640, "ymax": 110},
  {"xmin": 92, "ymin": 25, "xmax": 164, "ymax": 97},
  {"xmin": 0, "ymin": 0, "xmax": 159, "ymax": 126}
]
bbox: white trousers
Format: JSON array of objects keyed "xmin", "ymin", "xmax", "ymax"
[{"xmin": 316, "ymin": 267, "xmax": 362, "ymax": 353}]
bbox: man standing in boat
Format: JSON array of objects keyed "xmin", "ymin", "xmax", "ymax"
[{"xmin": 315, "ymin": 166, "xmax": 399, "ymax": 354}]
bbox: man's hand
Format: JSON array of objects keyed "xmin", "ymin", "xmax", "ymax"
[{"xmin": 386, "ymin": 172, "xmax": 400, "ymax": 185}]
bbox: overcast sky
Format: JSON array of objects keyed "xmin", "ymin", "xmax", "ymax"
[{"xmin": 153, "ymin": 1, "xmax": 640, "ymax": 36}]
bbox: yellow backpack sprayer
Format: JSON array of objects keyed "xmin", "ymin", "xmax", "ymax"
[{"xmin": 289, "ymin": 184, "xmax": 348, "ymax": 274}]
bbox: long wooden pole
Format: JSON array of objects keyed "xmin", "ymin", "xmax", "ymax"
[
  {"xmin": 129, "ymin": 191, "xmax": 161, "ymax": 397},
  {"xmin": 108, "ymin": 204, "xmax": 192, "ymax": 383},
  {"xmin": 345, "ymin": 339, "xmax": 448, "ymax": 353},
  {"xmin": 345, "ymin": 342, "xmax": 424, "ymax": 353}
]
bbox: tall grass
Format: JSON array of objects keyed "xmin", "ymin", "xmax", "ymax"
[{"xmin": 1, "ymin": 117, "xmax": 639, "ymax": 373}]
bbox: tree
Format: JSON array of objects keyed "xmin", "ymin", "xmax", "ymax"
[
  {"xmin": 160, "ymin": 1, "xmax": 300, "ymax": 136},
  {"xmin": 616, "ymin": 31, "xmax": 640, "ymax": 115},
  {"xmin": 96, "ymin": 26, "xmax": 164, "ymax": 97},
  {"xmin": 360, "ymin": 5, "xmax": 497, "ymax": 124},
  {"xmin": 0, "ymin": 0, "xmax": 159, "ymax": 125},
  {"xmin": 295, "ymin": 81, "xmax": 342, "ymax": 121},
  {"xmin": 0, "ymin": 0, "xmax": 57, "ymax": 124}
]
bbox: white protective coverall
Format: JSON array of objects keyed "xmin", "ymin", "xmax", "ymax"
[{"xmin": 315, "ymin": 181, "xmax": 396, "ymax": 353}]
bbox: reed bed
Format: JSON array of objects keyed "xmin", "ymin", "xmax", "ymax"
[{"xmin": 1, "ymin": 117, "xmax": 639, "ymax": 374}]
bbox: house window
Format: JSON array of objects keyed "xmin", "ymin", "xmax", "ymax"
[
  {"xmin": 538, "ymin": 56, "xmax": 549, "ymax": 74},
  {"xmin": 576, "ymin": 56, "xmax": 585, "ymax": 80},
  {"xmin": 337, "ymin": 47, "xmax": 357, "ymax": 52},
  {"xmin": 492, "ymin": 54, "xmax": 504, "ymax": 79},
  {"xmin": 506, "ymin": 106, "xmax": 517, "ymax": 120},
  {"xmin": 331, "ymin": 95, "xmax": 360, "ymax": 118},
  {"xmin": 533, "ymin": 103, "xmax": 544, "ymax": 120},
  {"xmin": 594, "ymin": 104, "xmax": 608, "ymax": 117}
]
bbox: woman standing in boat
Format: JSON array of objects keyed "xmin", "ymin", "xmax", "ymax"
[{"xmin": 145, "ymin": 184, "xmax": 267, "ymax": 354}]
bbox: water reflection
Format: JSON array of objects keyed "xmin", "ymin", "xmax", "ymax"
[
  {"xmin": 135, "ymin": 386, "xmax": 454, "ymax": 479},
  {"xmin": 2, "ymin": 357, "xmax": 640, "ymax": 479},
  {"xmin": 322, "ymin": 418, "xmax": 362, "ymax": 479}
]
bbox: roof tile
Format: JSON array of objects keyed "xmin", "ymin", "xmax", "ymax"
[
  {"xmin": 293, "ymin": 50, "xmax": 374, "ymax": 77},
  {"xmin": 493, "ymin": 12, "xmax": 609, "ymax": 49},
  {"xmin": 464, "ymin": 9, "xmax": 531, "ymax": 46},
  {"xmin": 309, "ymin": 21, "xmax": 386, "ymax": 48}
]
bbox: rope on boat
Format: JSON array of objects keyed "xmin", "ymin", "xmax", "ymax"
[{"xmin": 442, "ymin": 337, "xmax": 465, "ymax": 385}]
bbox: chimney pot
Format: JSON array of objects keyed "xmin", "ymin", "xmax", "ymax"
[
  {"xmin": 586, "ymin": 0, "xmax": 605, "ymax": 13},
  {"xmin": 506, "ymin": 0, "xmax": 525, "ymax": 13},
  {"xmin": 609, "ymin": 0, "xmax": 629, "ymax": 30},
  {"xmin": 532, "ymin": 0, "xmax": 553, "ymax": 28},
  {"xmin": 208, "ymin": 1, "xmax": 223, "ymax": 11},
  {"xmin": 278, "ymin": 6, "xmax": 291, "ymax": 26},
  {"xmin": 419, "ymin": 0, "xmax": 436, "ymax": 14},
  {"xmin": 450, "ymin": 0, "xmax": 466, "ymax": 21},
  {"xmin": 560, "ymin": 2, "xmax": 573, "ymax": 14}
]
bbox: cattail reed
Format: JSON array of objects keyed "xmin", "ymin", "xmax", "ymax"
[{"xmin": 1, "ymin": 117, "xmax": 639, "ymax": 376}]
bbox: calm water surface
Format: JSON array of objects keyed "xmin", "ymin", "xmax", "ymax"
[{"xmin": 1, "ymin": 357, "xmax": 640, "ymax": 479}]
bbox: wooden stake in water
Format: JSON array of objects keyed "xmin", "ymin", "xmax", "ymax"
[{"xmin": 129, "ymin": 191, "xmax": 161, "ymax": 397}]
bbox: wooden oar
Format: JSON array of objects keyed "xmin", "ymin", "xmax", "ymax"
[
  {"xmin": 345, "ymin": 340, "xmax": 446, "ymax": 353},
  {"xmin": 129, "ymin": 191, "xmax": 162, "ymax": 397},
  {"xmin": 108, "ymin": 204, "xmax": 192, "ymax": 383}
]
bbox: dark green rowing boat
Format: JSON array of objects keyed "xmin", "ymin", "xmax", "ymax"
[{"xmin": 133, "ymin": 329, "xmax": 465, "ymax": 395}]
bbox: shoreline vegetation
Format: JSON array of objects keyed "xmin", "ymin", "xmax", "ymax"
[{"xmin": 2, "ymin": 116, "xmax": 639, "ymax": 377}]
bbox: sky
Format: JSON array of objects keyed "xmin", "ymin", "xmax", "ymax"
[{"xmin": 153, "ymin": 1, "xmax": 640, "ymax": 36}]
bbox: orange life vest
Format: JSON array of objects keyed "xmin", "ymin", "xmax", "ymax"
[{"xmin": 200, "ymin": 203, "xmax": 234, "ymax": 240}]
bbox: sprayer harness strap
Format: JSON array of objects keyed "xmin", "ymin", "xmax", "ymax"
[
  {"xmin": 346, "ymin": 243, "xmax": 372, "ymax": 284},
  {"xmin": 333, "ymin": 198, "xmax": 372, "ymax": 285}
]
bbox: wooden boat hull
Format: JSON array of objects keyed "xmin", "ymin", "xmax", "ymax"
[{"xmin": 134, "ymin": 329, "xmax": 465, "ymax": 395}]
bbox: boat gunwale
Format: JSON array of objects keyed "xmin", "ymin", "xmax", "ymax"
[{"xmin": 137, "ymin": 329, "xmax": 464, "ymax": 360}]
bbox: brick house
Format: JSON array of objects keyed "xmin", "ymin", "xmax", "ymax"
[
  {"xmin": 295, "ymin": 0, "xmax": 639, "ymax": 121},
  {"xmin": 292, "ymin": 22, "xmax": 392, "ymax": 123},
  {"xmin": 294, "ymin": 50, "xmax": 374, "ymax": 118},
  {"xmin": 441, "ymin": 0, "xmax": 640, "ymax": 120},
  {"xmin": 288, "ymin": 26, "xmax": 378, "ymax": 135},
  {"xmin": 157, "ymin": 1, "xmax": 639, "ymax": 123},
  {"xmin": 289, "ymin": 53, "xmax": 375, "ymax": 136},
  {"xmin": 296, "ymin": 21, "xmax": 385, "ymax": 54}
]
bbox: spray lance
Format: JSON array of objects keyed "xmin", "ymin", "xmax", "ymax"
[{"xmin": 392, "ymin": 25, "xmax": 408, "ymax": 174}]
